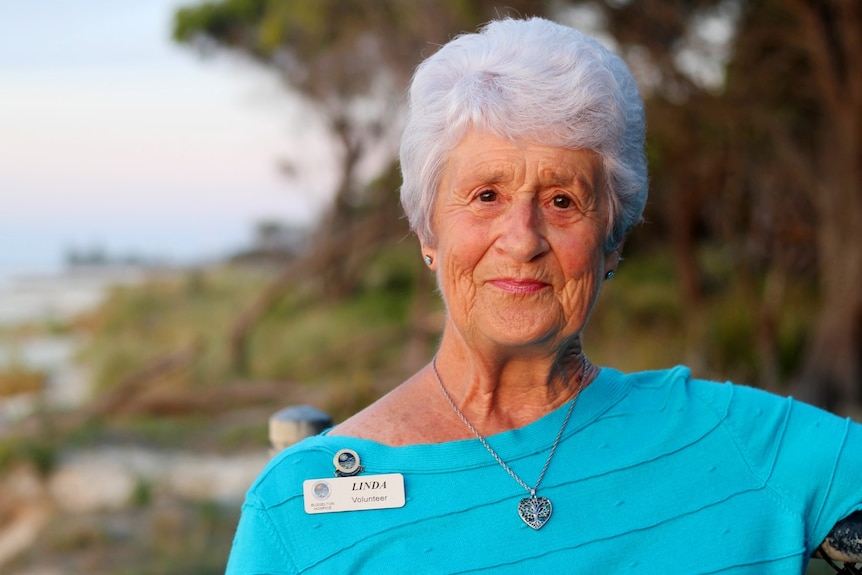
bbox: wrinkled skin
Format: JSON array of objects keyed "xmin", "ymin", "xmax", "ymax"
[{"xmin": 424, "ymin": 129, "xmax": 619, "ymax": 364}]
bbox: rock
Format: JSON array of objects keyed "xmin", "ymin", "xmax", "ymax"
[
  {"xmin": 0, "ymin": 465, "xmax": 52, "ymax": 570},
  {"xmin": 48, "ymin": 454, "xmax": 136, "ymax": 513},
  {"xmin": 46, "ymin": 447, "xmax": 270, "ymax": 513}
]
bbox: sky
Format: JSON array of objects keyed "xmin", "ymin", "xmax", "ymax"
[{"xmin": 0, "ymin": 0, "xmax": 338, "ymax": 280}]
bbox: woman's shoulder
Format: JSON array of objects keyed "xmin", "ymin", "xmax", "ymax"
[
  {"xmin": 609, "ymin": 364, "xmax": 798, "ymax": 411},
  {"xmin": 614, "ymin": 365, "xmax": 857, "ymax": 459},
  {"xmin": 602, "ymin": 364, "xmax": 728, "ymax": 411},
  {"xmin": 601, "ymin": 364, "xmax": 811, "ymax": 430},
  {"xmin": 326, "ymin": 386, "xmax": 415, "ymax": 443},
  {"xmin": 328, "ymin": 372, "xmax": 459, "ymax": 446}
]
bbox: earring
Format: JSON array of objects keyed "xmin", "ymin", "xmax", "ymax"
[
  {"xmin": 605, "ymin": 270, "xmax": 615, "ymax": 280},
  {"xmin": 424, "ymin": 255, "xmax": 433, "ymax": 266}
]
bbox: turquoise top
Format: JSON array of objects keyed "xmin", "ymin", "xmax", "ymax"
[{"xmin": 225, "ymin": 367, "xmax": 862, "ymax": 574}]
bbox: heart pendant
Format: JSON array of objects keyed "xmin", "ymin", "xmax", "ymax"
[{"xmin": 517, "ymin": 495, "xmax": 552, "ymax": 530}]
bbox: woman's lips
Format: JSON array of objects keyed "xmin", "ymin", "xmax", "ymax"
[{"xmin": 488, "ymin": 278, "xmax": 550, "ymax": 294}]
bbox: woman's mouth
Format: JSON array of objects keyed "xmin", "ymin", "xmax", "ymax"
[{"xmin": 488, "ymin": 278, "xmax": 550, "ymax": 294}]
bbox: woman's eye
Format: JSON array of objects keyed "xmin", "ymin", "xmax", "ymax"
[
  {"xmin": 552, "ymin": 195, "xmax": 573, "ymax": 209},
  {"xmin": 478, "ymin": 190, "xmax": 497, "ymax": 202}
]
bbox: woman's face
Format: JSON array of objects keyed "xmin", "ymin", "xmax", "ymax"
[{"xmin": 424, "ymin": 129, "xmax": 617, "ymax": 352}]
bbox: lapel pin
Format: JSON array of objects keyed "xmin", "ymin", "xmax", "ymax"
[{"xmin": 333, "ymin": 448, "xmax": 364, "ymax": 477}]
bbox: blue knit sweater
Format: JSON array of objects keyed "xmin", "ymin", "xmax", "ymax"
[{"xmin": 225, "ymin": 366, "xmax": 862, "ymax": 574}]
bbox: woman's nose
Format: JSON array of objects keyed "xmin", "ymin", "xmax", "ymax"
[{"xmin": 495, "ymin": 197, "xmax": 549, "ymax": 262}]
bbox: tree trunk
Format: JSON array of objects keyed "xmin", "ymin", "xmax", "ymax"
[
  {"xmin": 790, "ymin": 0, "xmax": 862, "ymax": 410},
  {"xmin": 795, "ymin": 136, "xmax": 862, "ymax": 409},
  {"xmin": 314, "ymin": 114, "xmax": 364, "ymax": 298}
]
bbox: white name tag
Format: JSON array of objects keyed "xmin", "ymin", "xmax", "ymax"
[{"xmin": 303, "ymin": 473, "xmax": 405, "ymax": 514}]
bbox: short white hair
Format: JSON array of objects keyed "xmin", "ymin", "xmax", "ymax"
[{"xmin": 399, "ymin": 17, "xmax": 648, "ymax": 251}]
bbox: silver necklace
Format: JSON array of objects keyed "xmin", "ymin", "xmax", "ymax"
[{"xmin": 431, "ymin": 355, "xmax": 586, "ymax": 530}]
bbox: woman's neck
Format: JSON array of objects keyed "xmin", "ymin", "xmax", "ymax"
[{"xmin": 432, "ymin": 328, "xmax": 593, "ymax": 436}]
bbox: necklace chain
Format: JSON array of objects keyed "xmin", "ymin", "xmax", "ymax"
[{"xmin": 431, "ymin": 355, "xmax": 586, "ymax": 496}]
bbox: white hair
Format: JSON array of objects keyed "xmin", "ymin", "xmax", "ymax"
[{"xmin": 399, "ymin": 17, "xmax": 648, "ymax": 251}]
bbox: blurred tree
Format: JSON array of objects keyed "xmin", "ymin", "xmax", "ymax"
[
  {"xmin": 174, "ymin": 0, "xmax": 861, "ymax": 409},
  {"xmin": 596, "ymin": 0, "xmax": 861, "ymax": 407},
  {"xmin": 174, "ymin": 0, "xmax": 549, "ymax": 374},
  {"xmin": 716, "ymin": 0, "xmax": 862, "ymax": 406},
  {"xmin": 777, "ymin": 0, "xmax": 862, "ymax": 408}
]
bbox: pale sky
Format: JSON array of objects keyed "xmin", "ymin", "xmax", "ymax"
[{"xmin": 0, "ymin": 0, "xmax": 337, "ymax": 279}]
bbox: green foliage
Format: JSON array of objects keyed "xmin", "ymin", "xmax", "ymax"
[
  {"xmin": 703, "ymin": 287, "xmax": 759, "ymax": 378},
  {"xmin": 132, "ymin": 500, "xmax": 237, "ymax": 575},
  {"xmin": 79, "ymin": 266, "xmax": 275, "ymax": 393},
  {"xmin": 173, "ymin": 0, "xmax": 266, "ymax": 45},
  {"xmin": 248, "ymin": 242, "xmax": 424, "ymax": 384},
  {"xmin": 775, "ymin": 309, "xmax": 809, "ymax": 379},
  {"xmin": 132, "ymin": 479, "xmax": 153, "ymax": 508},
  {"xmin": 586, "ymin": 244, "xmax": 820, "ymax": 387},
  {"xmin": 0, "ymin": 436, "xmax": 57, "ymax": 476},
  {"xmin": 42, "ymin": 517, "xmax": 111, "ymax": 553},
  {"xmin": 173, "ymin": 0, "xmax": 538, "ymax": 60},
  {"xmin": 77, "ymin": 241, "xmax": 822, "ymax": 424},
  {"xmin": 28, "ymin": 499, "xmax": 239, "ymax": 575},
  {"xmin": 76, "ymin": 244, "xmax": 431, "ymax": 422},
  {"xmin": 585, "ymin": 250, "xmax": 687, "ymax": 371}
]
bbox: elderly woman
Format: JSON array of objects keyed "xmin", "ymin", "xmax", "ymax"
[{"xmin": 226, "ymin": 18, "xmax": 861, "ymax": 574}]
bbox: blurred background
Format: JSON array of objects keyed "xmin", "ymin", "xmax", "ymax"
[{"xmin": 1, "ymin": 1, "xmax": 859, "ymax": 573}]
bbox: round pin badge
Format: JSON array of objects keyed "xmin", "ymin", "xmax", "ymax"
[{"xmin": 333, "ymin": 448, "xmax": 363, "ymax": 477}]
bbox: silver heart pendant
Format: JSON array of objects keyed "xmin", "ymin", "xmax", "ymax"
[{"xmin": 517, "ymin": 495, "xmax": 552, "ymax": 530}]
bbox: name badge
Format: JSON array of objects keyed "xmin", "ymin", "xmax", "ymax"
[{"xmin": 303, "ymin": 473, "xmax": 405, "ymax": 514}]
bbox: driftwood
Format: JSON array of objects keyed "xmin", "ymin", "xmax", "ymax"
[
  {"xmin": 77, "ymin": 344, "xmax": 202, "ymax": 420},
  {"xmin": 6, "ymin": 345, "xmax": 201, "ymax": 440},
  {"xmin": 229, "ymin": 204, "xmax": 407, "ymax": 375},
  {"xmin": 119, "ymin": 380, "xmax": 292, "ymax": 416}
]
